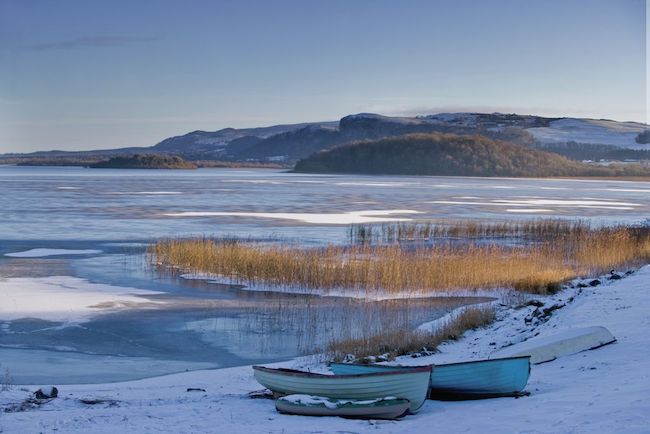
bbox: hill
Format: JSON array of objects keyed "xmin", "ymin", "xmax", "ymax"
[
  {"xmin": 89, "ymin": 154, "xmax": 197, "ymax": 169},
  {"xmin": 150, "ymin": 121, "xmax": 338, "ymax": 160},
  {"xmin": 293, "ymin": 133, "xmax": 650, "ymax": 177},
  {"xmin": 3, "ymin": 113, "xmax": 647, "ymax": 166}
]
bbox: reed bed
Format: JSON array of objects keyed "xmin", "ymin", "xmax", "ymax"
[
  {"xmin": 325, "ymin": 305, "xmax": 497, "ymax": 361},
  {"xmin": 150, "ymin": 223, "xmax": 650, "ymax": 295},
  {"xmin": 349, "ymin": 219, "xmax": 588, "ymax": 244}
]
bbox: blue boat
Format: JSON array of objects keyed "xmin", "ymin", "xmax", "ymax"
[{"xmin": 329, "ymin": 355, "xmax": 530, "ymax": 400}]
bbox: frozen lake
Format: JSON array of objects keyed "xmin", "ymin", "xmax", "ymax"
[
  {"xmin": 1, "ymin": 166, "xmax": 649, "ymax": 242},
  {"xmin": 0, "ymin": 166, "xmax": 648, "ymax": 383}
]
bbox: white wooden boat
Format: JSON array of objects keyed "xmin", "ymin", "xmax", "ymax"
[
  {"xmin": 252, "ymin": 365, "xmax": 432, "ymax": 413},
  {"xmin": 494, "ymin": 326, "xmax": 616, "ymax": 364},
  {"xmin": 275, "ymin": 394, "xmax": 411, "ymax": 419}
]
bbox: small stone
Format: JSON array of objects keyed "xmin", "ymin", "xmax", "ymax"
[
  {"xmin": 34, "ymin": 386, "xmax": 58, "ymax": 400},
  {"xmin": 588, "ymin": 279, "xmax": 601, "ymax": 287}
]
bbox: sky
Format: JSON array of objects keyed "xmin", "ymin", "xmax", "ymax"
[{"xmin": 0, "ymin": 0, "xmax": 646, "ymax": 153}]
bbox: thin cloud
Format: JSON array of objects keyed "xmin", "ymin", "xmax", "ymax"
[{"xmin": 24, "ymin": 35, "xmax": 161, "ymax": 51}]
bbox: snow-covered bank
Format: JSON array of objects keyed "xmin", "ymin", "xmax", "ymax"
[
  {"xmin": 2, "ymin": 266, "xmax": 649, "ymax": 433},
  {"xmin": 179, "ymin": 272, "xmax": 506, "ymax": 301}
]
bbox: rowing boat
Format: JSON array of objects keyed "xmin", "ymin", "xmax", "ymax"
[
  {"xmin": 275, "ymin": 394, "xmax": 411, "ymax": 419},
  {"xmin": 252, "ymin": 365, "xmax": 431, "ymax": 413},
  {"xmin": 330, "ymin": 355, "xmax": 530, "ymax": 399}
]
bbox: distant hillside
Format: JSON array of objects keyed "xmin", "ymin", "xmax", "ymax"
[
  {"xmin": 527, "ymin": 118, "xmax": 647, "ymax": 149},
  {"xmin": 534, "ymin": 142, "xmax": 650, "ymax": 162},
  {"xmin": 150, "ymin": 121, "xmax": 338, "ymax": 160},
  {"xmin": 294, "ymin": 133, "xmax": 650, "ymax": 177},
  {"xmin": 90, "ymin": 154, "xmax": 197, "ymax": 169},
  {"xmin": 222, "ymin": 113, "xmax": 538, "ymax": 162},
  {"xmin": 3, "ymin": 112, "xmax": 647, "ymax": 165}
]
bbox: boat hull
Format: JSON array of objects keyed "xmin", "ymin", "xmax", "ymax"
[
  {"xmin": 494, "ymin": 326, "xmax": 616, "ymax": 364},
  {"xmin": 253, "ymin": 365, "xmax": 431, "ymax": 413},
  {"xmin": 275, "ymin": 395, "xmax": 410, "ymax": 419},
  {"xmin": 330, "ymin": 356, "xmax": 530, "ymax": 399}
]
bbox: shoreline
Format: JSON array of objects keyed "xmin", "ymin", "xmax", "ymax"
[{"xmin": 2, "ymin": 265, "xmax": 649, "ymax": 432}]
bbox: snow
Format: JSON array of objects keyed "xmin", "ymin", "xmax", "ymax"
[
  {"xmin": 0, "ymin": 276, "xmax": 161, "ymax": 322},
  {"xmin": 335, "ymin": 181, "xmax": 418, "ymax": 187},
  {"xmin": 280, "ymin": 394, "xmax": 400, "ymax": 409},
  {"xmin": 506, "ymin": 208, "xmax": 553, "ymax": 213},
  {"xmin": 105, "ymin": 191, "xmax": 183, "ymax": 195},
  {"xmin": 528, "ymin": 118, "xmax": 647, "ymax": 148},
  {"xmin": 1, "ymin": 266, "xmax": 650, "ymax": 433},
  {"xmin": 430, "ymin": 198, "xmax": 642, "ymax": 211},
  {"xmin": 343, "ymin": 113, "xmax": 427, "ymax": 125},
  {"xmin": 4, "ymin": 249, "xmax": 102, "ymax": 258},
  {"xmin": 162, "ymin": 210, "xmax": 421, "ymax": 225}
]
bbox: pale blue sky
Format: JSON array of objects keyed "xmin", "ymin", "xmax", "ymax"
[{"xmin": 0, "ymin": 0, "xmax": 646, "ymax": 152}]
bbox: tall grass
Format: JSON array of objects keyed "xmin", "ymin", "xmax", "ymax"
[
  {"xmin": 325, "ymin": 305, "xmax": 496, "ymax": 362},
  {"xmin": 150, "ymin": 223, "xmax": 650, "ymax": 295},
  {"xmin": 349, "ymin": 219, "xmax": 587, "ymax": 244}
]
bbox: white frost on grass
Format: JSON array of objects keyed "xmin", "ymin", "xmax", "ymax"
[
  {"xmin": 0, "ymin": 276, "xmax": 161, "ymax": 322},
  {"xmin": 5, "ymin": 248, "xmax": 103, "ymax": 258},
  {"xmin": 3, "ymin": 266, "xmax": 649, "ymax": 433},
  {"xmin": 162, "ymin": 210, "xmax": 421, "ymax": 224}
]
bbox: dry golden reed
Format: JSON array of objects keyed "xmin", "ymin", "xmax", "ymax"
[
  {"xmin": 325, "ymin": 305, "xmax": 497, "ymax": 361},
  {"xmin": 348, "ymin": 219, "xmax": 586, "ymax": 244},
  {"xmin": 149, "ymin": 222, "xmax": 650, "ymax": 295}
]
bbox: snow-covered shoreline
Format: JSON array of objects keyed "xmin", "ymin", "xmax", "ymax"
[{"xmin": 1, "ymin": 266, "xmax": 649, "ymax": 433}]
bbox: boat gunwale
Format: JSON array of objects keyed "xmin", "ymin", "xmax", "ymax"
[
  {"xmin": 253, "ymin": 365, "xmax": 432, "ymax": 378},
  {"xmin": 328, "ymin": 355, "xmax": 530, "ymax": 370}
]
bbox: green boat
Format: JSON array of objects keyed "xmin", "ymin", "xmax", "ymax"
[
  {"xmin": 275, "ymin": 394, "xmax": 411, "ymax": 419},
  {"xmin": 252, "ymin": 365, "xmax": 432, "ymax": 413}
]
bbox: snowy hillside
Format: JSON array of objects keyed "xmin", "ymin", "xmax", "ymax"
[{"xmin": 528, "ymin": 118, "xmax": 648, "ymax": 149}]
